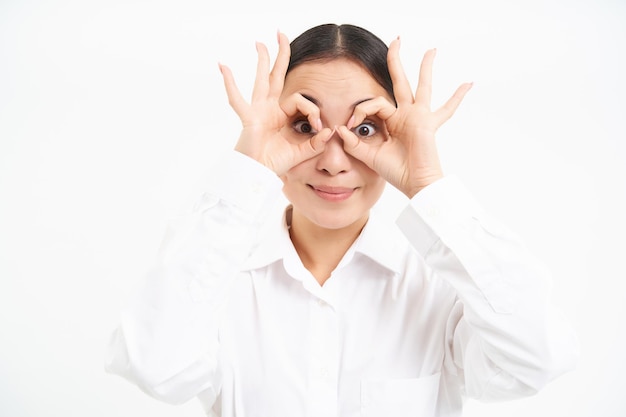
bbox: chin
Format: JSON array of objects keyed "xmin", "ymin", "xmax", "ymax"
[{"xmin": 305, "ymin": 208, "xmax": 369, "ymax": 231}]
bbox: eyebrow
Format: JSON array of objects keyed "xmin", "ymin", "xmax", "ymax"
[{"xmin": 301, "ymin": 94, "xmax": 373, "ymax": 110}]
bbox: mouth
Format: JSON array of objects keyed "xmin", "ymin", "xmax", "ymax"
[{"xmin": 309, "ymin": 185, "xmax": 357, "ymax": 202}]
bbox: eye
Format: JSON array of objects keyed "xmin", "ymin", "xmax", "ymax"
[
  {"xmin": 293, "ymin": 119, "xmax": 318, "ymax": 135},
  {"xmin": 352, "ymin": 122, "xmax": 377, "ymax": 138}
]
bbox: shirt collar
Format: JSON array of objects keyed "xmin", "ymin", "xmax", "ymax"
[
  {"xmin": 351, "ymin": 209, "xmax": 406, "ymax": 275},
  {"xmin": 241, "ymin": 205, "xmax": 293, "ymax": 272},
  {"xmin": 241, "ymin": 206, "xmax": 407, "ymax": 275}
]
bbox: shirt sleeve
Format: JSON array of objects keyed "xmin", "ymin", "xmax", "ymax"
[
  {"xmin": 395, "ymin": 175, "xmax": 579, "ymax": 401},
  {"xmin": 105, "ymin": 151, "xmax": 284, "ymax": 405}
]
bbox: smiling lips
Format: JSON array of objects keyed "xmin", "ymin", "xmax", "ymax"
[{"xmin": 310, "ymin": 185, "xmax": 357, "ymax": 202}]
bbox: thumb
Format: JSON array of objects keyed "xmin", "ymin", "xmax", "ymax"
[
  {"xmin": 294, "ymin": 127, "xmax": 334, "ymax": 164},
  {"xmin": 337, "ymin": 126, "xmax": 376, "ymax": 169}
]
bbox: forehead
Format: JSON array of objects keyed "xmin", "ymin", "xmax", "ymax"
[{"xmin": 281, "ymin": 58, "xmax": 389, "ymax": 106}]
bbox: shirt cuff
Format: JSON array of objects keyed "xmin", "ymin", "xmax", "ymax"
[
  {"xmin": 396, "ymin": 176, "xmax": 485, "ymax": 256},
  {"xmin": 201, "ymin": 150, "xmax": 284, "ymax": 213}
]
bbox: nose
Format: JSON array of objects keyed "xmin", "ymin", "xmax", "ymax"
[{"xmin": 315, "ymin": 132, "xmax": 351, "ymax": 176}]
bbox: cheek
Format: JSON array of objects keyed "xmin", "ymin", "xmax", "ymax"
[
  {"xmin": 359, "ymin": 167, "xmax": 386, "ymax": 201},
  {"xmin": 282, "ymin": 160, "xmax": 308, "ymax": 183},
  {"xmin": 369, "ymin": 177, "xmax": 387, "ymax": 201},
  {"xmin": 280, "ymin": 163, "xmax": 309, "ymax": 196},
  {"xmin": 361, "ymin": 165, "xmax": 384, "ymax": 186}
]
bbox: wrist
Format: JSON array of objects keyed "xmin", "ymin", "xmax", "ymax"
[{"xmin": 403, "ymin": 173, "xmax": 444, "ymax": 199}]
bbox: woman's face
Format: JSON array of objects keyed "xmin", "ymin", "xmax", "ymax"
[{"xmin": 279, "ymin": 58, "xmax": 391, "ymax": 230}]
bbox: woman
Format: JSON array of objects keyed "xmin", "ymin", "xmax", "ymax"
[{"xmin": 106, "ymin": 23, "xmax": 578, "ymax": 416}]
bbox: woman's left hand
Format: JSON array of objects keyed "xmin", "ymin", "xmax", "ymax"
[{"xmin": 338, "ymin": 38, "xmax": 472, "ymax": 199}]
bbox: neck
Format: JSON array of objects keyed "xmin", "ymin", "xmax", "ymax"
[{"xmin": 288, "ymin": 209, "xmax": 368, "ymax": 286}]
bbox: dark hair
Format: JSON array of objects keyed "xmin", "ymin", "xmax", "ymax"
[{"xmin": 288, "ymin": 24, "xmax": 395, "ymax": 103}]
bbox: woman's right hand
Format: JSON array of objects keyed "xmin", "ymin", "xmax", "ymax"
[{"xmin": 219, "ymin": 32, "xmax": 334, "ymax": 176}]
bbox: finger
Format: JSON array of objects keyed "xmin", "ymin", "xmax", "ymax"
[
  {"xmin": 415, "ymin": 48, "xmax": 436, "ymax": 106},
  {"xmin": 347, "ymin": 96, "xmax": 396, "ymax": 129},
  {"xmin": 294, "ymin": 127, "xmax": 334, "ymax": 162},
  {"xmin": 387, "ymin": 37, "xmax": 413, "ymax": 105},
  {"xmin": 337, "ymin": 125, "xmax": 377, "ymax": 170},
  {"xmin": 251, "ymin": 42, "xmax": 270, "ymax": 102},
  {"xmin": 269, "ymin": 31, "xmax": 291, "ymax": 98},
  {"xmin": 219, "ymin": 63, "xmax": 248, "ymax": 116},
  {"xmin": 434, "ymin": 82, "xmax": 473, "ymax": 124},
  {"xmin": 280, "ymin": 93, "xmax": 323, "ymax": 131}
]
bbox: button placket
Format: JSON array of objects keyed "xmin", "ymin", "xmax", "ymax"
[{"xmin": 307, "ymin": 296, "xmax": 339, "ymax": 417}]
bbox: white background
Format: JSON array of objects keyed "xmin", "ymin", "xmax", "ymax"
[{"xmin": 1, "ymin": 0, "xmax": 625, "ymax": 416}]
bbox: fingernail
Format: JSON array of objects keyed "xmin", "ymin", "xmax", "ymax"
[
  {"xmin": 277, "ymin": 30, "xmax": 281, "ymax": 43},
  {"xmin": 323, "ymin": 128, "xmax": 334, "ymax": 142},
  {"xmin": 346, "ymin": 115, "xmax": 355, "ymax": 130},
  {"xmin": 316, "ymin": 118, "xmax": 323, "ymax": 131}
]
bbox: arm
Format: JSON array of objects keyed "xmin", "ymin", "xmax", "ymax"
[
  {"xmin": 105, "ymin": 152, "xmax": 283, "ymax": 404},
  {"xmin": 397, "ymin": 176, "xmax": 579, "ymax": 400},
  {"xmin": 339, "ymin": 39, "xmax": 577, "ymax": 399},
  {"xmin": 106, "ymin": 30, "xmax": 329, "ymax": 406}
]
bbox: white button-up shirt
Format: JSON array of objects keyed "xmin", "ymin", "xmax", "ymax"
[{"xmin": 106, "ymin": 151, "xmax": 578, "ymax": 417}]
